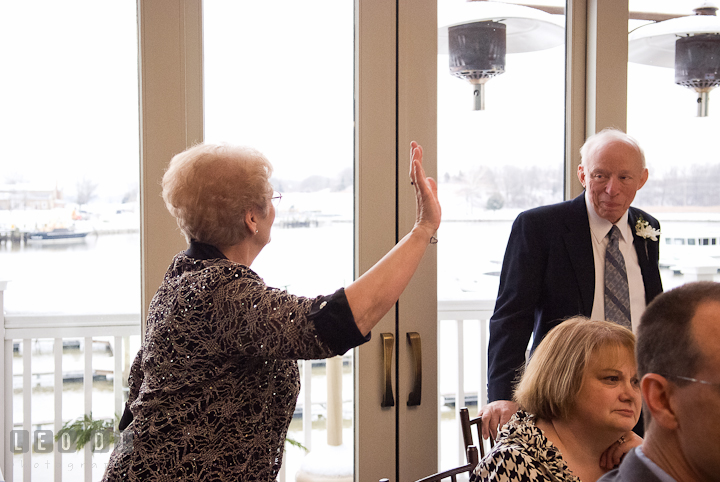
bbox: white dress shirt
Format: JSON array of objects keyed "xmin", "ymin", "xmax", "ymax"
[{"xmin": 585, "ymin": 192, "xmax": 646, "ymax": 332}]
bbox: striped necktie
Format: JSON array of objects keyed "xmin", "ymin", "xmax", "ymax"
[{"xmin": 604, "ymin": 225, "xmax": 631, "ymax": 329}]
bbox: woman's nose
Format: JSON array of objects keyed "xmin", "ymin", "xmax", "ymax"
[{"xmin": 620, "ymin": 381, "xmax": 639, "ymax": 402}]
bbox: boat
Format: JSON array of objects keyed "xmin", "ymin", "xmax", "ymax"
[{"xmin": 27, "ymin": 228, "xmax": 90, "ymax": 241}]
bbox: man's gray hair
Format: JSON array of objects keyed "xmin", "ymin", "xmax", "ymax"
[{"xmin": 579, "ymin": 127, "xmax": 646, "ymax": 169}]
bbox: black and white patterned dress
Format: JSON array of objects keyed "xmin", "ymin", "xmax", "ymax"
[
  {"xmin": 102, "ymin": 242, "xmax": 368, "ymax": 481},
  {"xmin": 471, "ymin": 411, "xmax": 581, "ymax": 482}
]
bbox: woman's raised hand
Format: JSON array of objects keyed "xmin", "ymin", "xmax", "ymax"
[
  {"xmin": 599, "ymin": 430, "xmax": 642, "ymax": 470},
  {"xmin": 344, "ymin": 140, "xmax": 442, "ymax": 336},
  {"xmin": 409, "ymin": 141, "xmax": 441, "ymax": 242}
]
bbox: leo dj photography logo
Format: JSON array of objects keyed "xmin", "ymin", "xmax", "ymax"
[{"xmin": 9, "ymin": 429, "xmax": 133, "ymax": 455}]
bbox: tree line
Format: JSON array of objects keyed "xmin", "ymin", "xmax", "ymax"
[{"xmin": 447, "ymin": 163, "xmax": 720, "ymax": 211}]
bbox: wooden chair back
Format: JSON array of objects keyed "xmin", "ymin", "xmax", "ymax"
[
  {"xmin": 379, "ymin": 445, "xmax": 480, "ymax": 482},
  {"xmin": 460, "ymin": 407, "xmax": 494, "ymax": 460}
]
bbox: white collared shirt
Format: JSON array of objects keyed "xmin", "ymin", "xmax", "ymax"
[{"xmin": 586, "ymin": 192, "xmax": 646, "ymax": 332}]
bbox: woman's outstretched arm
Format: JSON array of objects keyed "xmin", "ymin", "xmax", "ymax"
[{"xmin": 345, "ymin": 141, "xmax": 441, "ymax": 336}]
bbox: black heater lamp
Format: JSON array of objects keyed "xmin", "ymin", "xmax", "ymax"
[
  {"xmin": 629, "ymin": 2, "xmax": 720, "ymax": 116},
  {"xmin": 439, "ymin": 0, "xmax": 563, "ymax": 111},
  {"xmin": 448, "ymin": 21, "xmax": 506, "ymax": 111}
]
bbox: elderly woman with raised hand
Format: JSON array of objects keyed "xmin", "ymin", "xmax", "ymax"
[
  {"xmin": 101, "ymin": 141, "xmax": 440, "ymax": 481},
  {"xmin": 471, "ymin": 318, "xmax": 642, "ymax": 482}
]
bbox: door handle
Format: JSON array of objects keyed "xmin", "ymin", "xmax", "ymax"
[
  {"xmin": 381, "ymin": 333, "xmax": 395, "ymax": 407},
  {"xmin": 407, "ymin": 332, "xmax": 422, "ymax": 406}
]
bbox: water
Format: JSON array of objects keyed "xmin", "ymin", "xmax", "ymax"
[
  {"xmin": 0, "ymin": 232, "xmax": 141, "ymax": 315},
  {"xmin": 4, "ymin": 202, "xmax": 718, "ymax": 315}
]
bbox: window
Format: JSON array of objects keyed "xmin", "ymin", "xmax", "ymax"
[
  {"xmin": 203, "ymin": 1, "xmax": 355, "ymax": 477},
  {"xmin": 0, "ymin": 2, "xmax": 140, "ymax": 315},
  {"xmin": 437, "ymin": 0, "xmax": 565, "ymax": 304},
  {"xmin": 629, "ymin": 0, "xmax": 720, "ymax": 286},
  {"xmin": 436, "ymin": 0, "xmax": 566, "ymax": 471},
  {"xmin": 0, "ymin": 2, "xmax": 140, "ymax": 479}
]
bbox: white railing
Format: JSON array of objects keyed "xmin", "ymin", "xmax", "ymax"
[
  {"xmin": 437, "ymin": 298, "xmax": 495, "ymax": 469},
  {"xmin": 0, "ymin": 279, "xmax": 139, "ymax": 482},
  {"xmin": 1, "ymin": 281, "xmax": 493, "ymax": 482},
  {"xmin": 0, "ymin": 282, "xmax": 334, "ymax": 482}
]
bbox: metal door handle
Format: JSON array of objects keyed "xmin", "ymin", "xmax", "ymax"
[
  {"xmin": 407, "ymin": 332, "xmax": 422, "ymax": 406},
  {"xmin": 381, "ymin": 333, "xmax": 395, "ymax": 407}
]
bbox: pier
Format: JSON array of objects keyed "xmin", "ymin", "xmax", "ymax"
[{"xmin": 0, "ymin": 229, "xmax": 28, "ymax": 245}]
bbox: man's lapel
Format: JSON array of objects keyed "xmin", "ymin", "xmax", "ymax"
[
  {"xmin": 564, "ymin": 193, "xmax": 595, "ymax": 315},
  {"xmin": 627, "ymin": 207, "xmax": 663, "ymax": 304},
  {"xmin": 628, "ymin": 208, "xmax": 651, "ymax": 267}
]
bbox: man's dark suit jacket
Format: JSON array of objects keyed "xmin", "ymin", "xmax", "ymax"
[
  {"xmin": 597, "ymin": 448, "xmax": 664, "ymax": 482},
  {"xmin": 487, "ymin": 193, "xmax": 663, "ymax": 402}
]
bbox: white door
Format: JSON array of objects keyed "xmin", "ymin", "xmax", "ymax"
[{"xmin": 355, "ymin": 1, "xmax": 439, "ymax": 481}]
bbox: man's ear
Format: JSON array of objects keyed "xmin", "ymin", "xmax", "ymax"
[
  {"xmin": 642, "ymin": 374, "xmax": 679, "ymax": 430},
  {"xmin": 637, "ymin": 168, "xmax": 649, "ymax": 190},
  {"xmin": 244, "ymin": 209, "xmax": 257, "ymax": 235},
  {"xmin": 577, "ymin": 164, "xmax": 586, "ymax": 188}
]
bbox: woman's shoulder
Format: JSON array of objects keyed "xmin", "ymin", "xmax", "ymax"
[
  {"xmin": 475, "ymin": 411, "xmax": 546, "ymax": 476},
  {"xmin": 151, "ymin": 255, "xmax": 282, "ymax": 316},
  {"xmin": 472, "ymin": 411, "xmax": 580, "ymax": 482},
  {"xmin": 169, "ymin": 254, "xmax": 265, "ymax": 286},
  {"xmin": 473, "ymin": 446, "xmax": 552, "ymax": 482},
  {"xmin": 495, "ymin": 410, "xmax": 540, "ymax": 443}
]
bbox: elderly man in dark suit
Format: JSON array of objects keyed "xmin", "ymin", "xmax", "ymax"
[
  {"xmin": 599, "ymin": 281, "xmax": 720, "ymax": 482},
  {"xmin": 479, "ymin": 128, "xmax": 663, "ymax": 441}
]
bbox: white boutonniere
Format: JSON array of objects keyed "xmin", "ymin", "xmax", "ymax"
[
  {"xmin": 635, "ymin": 216, "xmax": 661, "ymax": 241},
  {"xmin": 635, "ymin": 215, "xmax": 661, "ymax": 260}
]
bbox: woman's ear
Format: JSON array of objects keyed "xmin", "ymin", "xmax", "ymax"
[
  {"xmin": 244, "ymin": 209, "xmax": 257, "ymax": 235},
  {"xmin": 641, "ymin": 374, "xmax": 679, "ymax": 430}
]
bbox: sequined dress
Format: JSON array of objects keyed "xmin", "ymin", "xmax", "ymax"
[
  {"xmin": 471, "ymin": 411, "xmax": 581, "ymax": 482},
  {"xmin": 102, "ymin": 242, "xmax": 368, "ymax": 482}
]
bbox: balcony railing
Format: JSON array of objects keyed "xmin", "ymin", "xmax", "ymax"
[
  {"xmin": 1, "ymin": 278, "xmax": 138, "ymax": 482},
  {"xmin": 437, "ymin": 299, "xmax": 495, "ymax": 469},
  {"xmin": 1, "ymin": 282, "xmax": 494, "ymax": 482}
]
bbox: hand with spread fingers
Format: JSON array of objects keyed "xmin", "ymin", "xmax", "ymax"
[{"xmin": 409, "ymin": 141, "xmax": 441, "ymax": 244}]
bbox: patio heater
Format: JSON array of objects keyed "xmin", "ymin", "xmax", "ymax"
[
  {"xmin": 629, "ymin": 2, "xmax": 720, "ymax": 117},
  {"xmin": 439, "ymin": 0, "xmax": 564, "ymax": 110}
]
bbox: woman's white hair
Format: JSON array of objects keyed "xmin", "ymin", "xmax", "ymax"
[{"xmin": 162, "ymin": 143, "xmax": 273, "ymax": 248}]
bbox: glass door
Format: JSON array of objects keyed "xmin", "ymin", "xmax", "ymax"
[
  {"xmin": 436, "ymin": 0, "xmax": 567, "ymax": 471},
  {"xmin": 203, "ymin": 2, "xmax": 355, "ymax": 479}
]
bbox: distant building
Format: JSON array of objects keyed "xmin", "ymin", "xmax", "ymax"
[{"xmin": 0, "ymin": 183, "xmax": 64, "ymax": 210}]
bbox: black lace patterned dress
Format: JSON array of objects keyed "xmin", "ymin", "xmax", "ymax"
[
  {"xmin": 471, "ymin": 411, "xmax": 581, "ymax": 482},
  {"xmin": 102, "ymin": 242, "xmax": 368, "ymax": 482}
]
